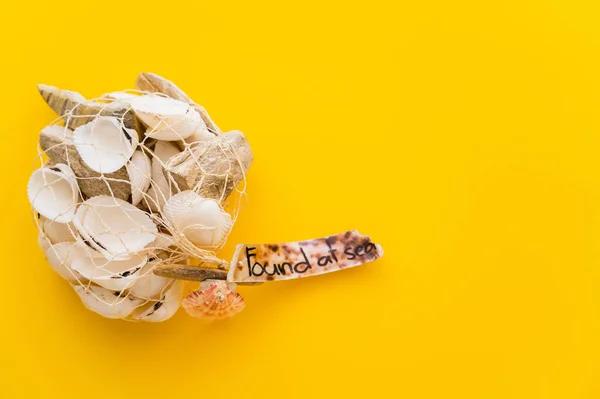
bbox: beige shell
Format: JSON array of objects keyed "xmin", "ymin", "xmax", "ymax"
[
  {"xmin": 27, "ymin": 163, "xmax": 79, "ymax": 223},
  {"xmin": 182, "ymin": 280, "xmax": 245, "ymax": 319},
  {"xmin": 72, "ymin": 196, "xmax": 158, "ymax": 260},
  {"xmin": 73, "ymin": 285, "xmax": 144, "ymax": 319},
  {"xmin": 131, "ymin": 280, "xmax": 184, "ymax": 322}
]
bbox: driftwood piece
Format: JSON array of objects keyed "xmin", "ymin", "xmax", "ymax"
[
  {"xmin": 38, "ymin": 84, "xmax": 143, "ymax": 133},
  {"xmin": 135, "ymin": 72, "xmax": 221, "ymax": 134},
  {"xmin": 164, "ymin": 131, "xmax": 252, "ymax": 202},
  {"xmin": 39, "ymin": 126, "xmax": 131, "ymax": 200},
  {"xmin": 153, "ymin": 264, "xmax": 228, "ymax": 281}
]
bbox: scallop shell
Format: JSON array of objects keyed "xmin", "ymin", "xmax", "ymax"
[
  {"xmin": 145, "ymin": 141, "xmax": 180, "ymax": 212},
  {"xmin": 27, "ymin": 163, "xmax": 79, "ymax": 223},
  {"xmin": 162, "ymin": 190, "xmax": 232, "ymax": 248},
  {"xmin": 73, "ymin": 116, "xmax": 139, "ymax": 174},
  {"xmin": 73, "ymin": 285, "xmax": 144, "ymax": 319},
  {"xmin": 129, "ymin": 260, "xmax": 171, "ymax": 300},
  {"xmin": 131, "ymin": 280, "xmax": 184, "ymax": 322},
  {"xmin": 39, "ymin": 215, "xmax": 77, "ymax": 244},
  {"xmin": 130, "ymin": 95, "xmax": 204, "ymax": 141},
  {"xmin": 126, "ymin": 150, "xmax": 151, "ymax": 206},
  {"xmin": 44, "ymin": 240, "xmax": 95, "ymax": 282},
  {"xmin": 71, "ymin": 252, "xmax": 147, "ymax": 291},
  {"xmin": 73, "ymin": 195, "xmax": 158, "ymax": 260},
  {"xmin": 182, "ymin": 280, "xmax": 245, "ymax": 319}
]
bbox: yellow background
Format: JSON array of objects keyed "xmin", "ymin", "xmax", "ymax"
[{"xmin": 2, "ymin": 0, "xmax": 600, "ymax": 397}]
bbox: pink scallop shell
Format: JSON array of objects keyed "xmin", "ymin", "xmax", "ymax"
[{"xmin": 182, "ymin": 280, "xmax": 245, "ymax": 319}]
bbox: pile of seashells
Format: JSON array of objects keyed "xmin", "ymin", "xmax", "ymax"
[{"xmin": 28, "ymin": 73, "xmax": 251, "ymax": 321}]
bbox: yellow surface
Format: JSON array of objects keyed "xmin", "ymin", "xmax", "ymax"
[{"xmin": 2, "ymin": 0, "xmax": 600, "ymax": 397}]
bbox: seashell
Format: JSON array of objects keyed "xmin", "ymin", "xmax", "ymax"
[
  {"xmin": 135, "ymin": 72, "xmax": 221, "ymax": 135},
  {"xmin": 73, "ymin": 116, "xmax": 139, "ymax": 174},
  {"xmin": 38, "ymin": 231, "xmax": 52, "ymax": 254},
  {"xmin": 27, "ymin": 163, "xmax": 79, "ymax": 223},
  {"xmin": 39, "ymin": 216, "xmax": 77, "ymax": 244},
  {"xmin": 162, "ymin": 190, "xmax": 233, "ymax": 248},
  {"xmin": 71, "ymin": 252, "xmax": 147, "ymax": 291},
  {"xmin": 101, "ymin": 91, "xmax": 139, "ymax": 101},
  {"xmin": 38, "ymin": 84, "xmax": 143, "ymax": 131},
  {"xmin": 131, "ymin": 280, "xmax": 184, "ymax": 322},
  {"xmin": 126, "ymin": 150, "xmax": 151, "ymax": 205},
  {"xmin": 39, "ymin": 124, "xmax": 132, "ymax": 201},
  {"xmin": 73, "ymin": 195, "xmax": 158, "ymax": 260},
  {"xmin": 182, "ymin": 280, "xmax": 245, "ymax": 319},
  {"xmin": 165, "ymin": 131, "xmax": 253, "ymax": 202},
  {"xmin": 44, "ymin": 240, "xmax": 95, "ymax": 282},
  {"xmin": 130, "ymin": 95, "xmax": 204, "ymax": 141},
  {"xmin": 73, "ymin": 285, "xmax": 144, "ymax": 319},
  {"xmin": 145, "ymin": 141, "xmax": 180, "ymax": 212},
  {"xmin": 184, "ymin": 125, "xmax": 215, "ymax": 145},
  {"xmin": 129, "ymin": 260, "xmax": 171, "ymax": 300}
]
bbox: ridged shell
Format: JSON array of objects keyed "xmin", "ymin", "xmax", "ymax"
[
  {"xmin": 182, "ymin": 280, "xmax": 245, "ymax": 319},
  {"xmin": 162, "ymin": 190, "xmax": 232, "ymax": 248},
  {"xmin": 130, "ymin": 95, "xmax": 204, "ymax": 141},
  {"xmin": 73, "ymin": 195, "xmax": 158, "ymax": 260},
  {"xmin": 131, "ymin": 280, "xmax": 184, "ymax": 322},
  {"xmin": 73, "ymin": 285, "xmax": 144, "ymax": 319},
  {"xmin": 27, "ymin": 163, "xmax": 79, "ymax": 223},
  {"xmin": 71, "ymin": 252, "xmax": 147, "ymax": 291},
  {"xmin": 126, "ymin": 150, "xmax": 151, "ymax": 205},
  {"xmin": 73, "ymin": 116, "xmax": 138, "ymax": 174}
]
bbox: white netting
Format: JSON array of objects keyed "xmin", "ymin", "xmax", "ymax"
[{"xmin": 29, "ymin": 76, "xmax": 251, "ymax": 321}]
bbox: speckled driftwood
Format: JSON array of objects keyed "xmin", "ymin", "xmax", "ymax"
[
  {"xmin": 135, "ymin": 72, "xmax": 221, "ymax": 134},
  {"xmin": 38, "ymin": 84, "xmax": 143, "ymax": 132},
  {"xmin": 39, "ymin": 126, "xmax": 131, "ymax": 200},
  {"xmin": 164, "ymin": 131, "xmax": 252, "ymax": 202}
]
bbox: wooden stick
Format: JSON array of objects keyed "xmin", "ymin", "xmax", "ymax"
[{"xmin": 153, "ymin": 264, "xmax": 227, "ymax": 281}]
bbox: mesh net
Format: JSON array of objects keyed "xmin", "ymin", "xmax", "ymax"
[{"xmin": 30, "ymin": 84, "xmax": 250, "ymax": 322}]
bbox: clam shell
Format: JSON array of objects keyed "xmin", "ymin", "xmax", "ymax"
[
  {"xmin": 73, "ymin": 116, "xmax": 139, "ymax": 174},
  {"xmin": 39, "ymin": 216, "xmax": 77, "ymax": 244},
  {"xmin": 129, "ymin": 260, "xmax": 171, "ymax": 300},
  {"xmin": 44, "ymin": 240, "xmax": 95, "ymax": 282},
  {"xmin": 126, "ymin": 150, "xmax": 151, "ymax": 205},
  {"xmin": 130, "ymin": 95, "xmax": 203, "ymax": 141},
  {"xmin": 184, "ymin": 125, "xmax": 214, "ymax": 145},
  {"xmin": 145, "ymin": 141, "xmax": 180, "ymax": 212},
  {"xmin": 73, "ymin": 195, "xmax": 158, "ymax": 260},
  {"xmin": 162, "ymin": 190, "xmax": 232, "ymax": 248},
  {"xmin": 71, "ymin": 252, "xmax": 147, "ymax": 291},
  {"xmin": 73, "ymin": 285, "xmax": 143, "ymax": 319},
  {"xmin": 182, "ymin": 280, "xmax": 245, "ymax": 319},
  {"xmin": 131, "ymin": 280, "xmax": 184, "ymax": 322},
  {"xmin": 27, "ymin": 163, "xmax": 79, "ymax": 223}
]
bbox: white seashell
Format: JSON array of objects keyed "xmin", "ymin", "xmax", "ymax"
[
  {"xmin": 71, "ymin": 252, "xmax": 147, "ymax": 291},
  {"xmin": 131, "ymin": 280, "xmax": 184, "ymax": 322},
  {"xmin": 44, "ymin": 240, "xmax": 95, "ymax": 282},
  {"xmin": 130, "ymin": 95, "xmax": 203, "ymax": 141},
  {"xmin": 129, "ymin": 260, "xmax": 171, "ymax": 300},
  {"xmin": 73, "ymin": 116, "xmax": 138, "ymax": 174},
  {"xmin": 27, "ymin": 163, "xmax": 79, "ymax": 223},
  {"xmin": 73, "ymin": 285, "xmax": 144, "ymax": 319},
  {"xmin": 163, "ymin": 190, "xmax": 233, "ymax": 248},
  {"xmin": 184, "ymin": 124, "xmax": 214, "ymax": 144},
  {"xmin": 73, "ymin": 195, "xmax": 158, "ymax": 260},
  {"xmin": 145, "ymin": 141, "xmax": 180, "ymax": 212},
  {"xmin": 38, "ymin": 231, "xmax": 52, "ymax": 254},
  {"xmin": 42, "ymin": 124, "xmax": 74, "ymax": 141},
  {"xmin": 126, "ymin": 150, "xmax": 151, "ymax": 205},
  {"xmin": 39, "ymin": 215, "xmax": 77, "ymax": 244}
]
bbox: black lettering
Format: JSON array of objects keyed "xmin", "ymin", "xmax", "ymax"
[
  {"xmin": 252, "ymin": 262, "xmax": 264, "ymax": 276},
  {"xmin": 246, "ymin": 247, "xmax": 257, "ymax": 276},
  {"xmin": 365, "ymin": 243, "xmax": 375, "ymax": 253},
  {"xmin": 277, "ymin": 262, "xmax": 293, "ymax": 275},
  {"xmin": 355, "ymin": 245, "xmax": 364, "ymax": 256},
  {"xmin": 344, "ymin": 246, "xmax": 356, "ymax": 260},
  {"xmin": 264, "ymin": 263, "xmax": 278, "ymax": 276},
  {"xmin": 294, "ymin": 248, "xmax": 312, "ymax": 273},
  {"xmin": 326, "ymin": 239, "xmax": 339, "ymax": 262},
  {"xmin": 317, "ymin": 255, "xmax": 333, "ymax": 266}
]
